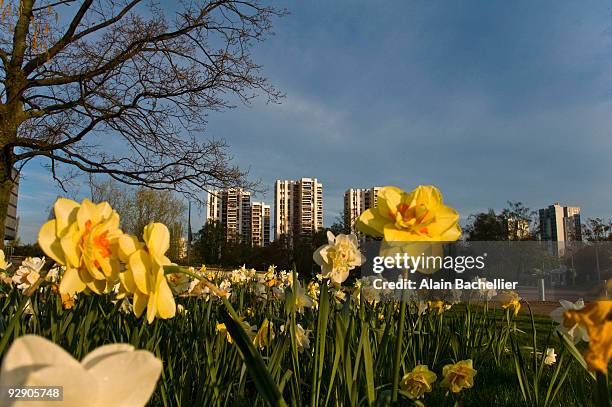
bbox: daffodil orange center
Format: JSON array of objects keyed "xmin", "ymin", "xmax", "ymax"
[
  {"xmin": 390, "ymin": 203, "xmax": 432, "ymax": 234},
  {"xmin": 84, "ymin": 220, "xmax": 112, "ymax": 259}
]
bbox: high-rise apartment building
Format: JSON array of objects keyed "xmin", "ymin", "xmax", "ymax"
[
  {"xmin": 206, "ymin": 189, "xmax": 270, "ymax": 247},
  {"xmin": 274, "ymin": 178, "xmax": 323, "ymax": 243},
  {"xmin": 539, "ymin": 203, "xmax": 582, "ymax": 255},
  {"xmin": 206, "ymin": 188, "xmax": 251, "ymax": 243},
  {"xmin": 250, "ymin": 202, "xmax": 271, "ymax": 247},
  {"xmin": 344, "ymin": 187, "xmax": 381, "ymax": 233}
]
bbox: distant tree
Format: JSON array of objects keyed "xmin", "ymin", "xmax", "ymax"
[
  {"xmin": 465, "ymin": 209, "xmax": 507, "ymax": 241},
  {"xmin": 0, "ymin": 0, "xmax": 284, "ymax": 243},
  {"xmin": 192, "ymin": 220, "xmax": 224, "ymax": 265},
  {"xmin": 582, "ymin": 217, "xmax": 612, "ymax": 241},
  {"xmin": 329, "ymin": 221, "xmax": 345, "ymax": 236},
  {"xmin": 501, "ymin": 201, "xmax": 536, "ymax": 240},
  {"xmin": 90, "ymin": 177, "xmax": 186, "ymax": 256}
]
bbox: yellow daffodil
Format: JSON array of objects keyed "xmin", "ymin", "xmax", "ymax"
[
  {"xmin": 117, "ymin": 223, "xmax": 176, "ymax": 323},
  {"xmin": 496, "ymin": 291, "xmax": 522, "ymax": 316},
  {"xmin": 356, "ymin": 185, "xmax": 461, "ymax": 242},
  {"xmin": 400, "ymin": 365, "xmax": 437, "ymax": 400},
  {"xmin": 441, "ymin": 359, "xmax": 477, "ymax": 393},
  {"xmin": 427, "ymin": 300, "xmax": 451, "ymax": 314},
  {"xmin": 253, "ymin": 318, "xmax": 275, "ymax": 349},
  {"xmin": 38, "ymin": 198, "xmax": 123, "ymax": 295},
  {"xmin": 61, "ymin": 292, "xmax": 76, "ymax": 310},
  {"xmin": 563, "ymin": 300, "xmax": 612, "ymax": 373},
  {"xmin": 313, "ymin": 231, "xmax": 365, "ymax": 284},
  {"xmin": 0, "ymin": 335, "xmax": 161, "ymax": 406}
]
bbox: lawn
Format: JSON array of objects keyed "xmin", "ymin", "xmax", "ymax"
[{"xmin": 0, "ymin": 267, "xmax": 607, "ymax": 407}]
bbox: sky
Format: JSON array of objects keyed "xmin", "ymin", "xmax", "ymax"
[{"xmin": 16, "ymin": 0, "xmax": 612, "ymax": 243}]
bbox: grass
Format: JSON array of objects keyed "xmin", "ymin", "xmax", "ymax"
[{"xmin": 0, "ymin": 272, "xmax": 608, "ymax": 407}]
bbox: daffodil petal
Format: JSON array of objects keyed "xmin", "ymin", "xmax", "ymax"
[
  {"xmin": 38, "ymin": 220, "xmax": 65, "ymax": 265},
  {"xmin": 143, "ymin": 223, "xmax": 170, "ymax": 256},
  {"xmin": 146, "ymin": 292, "xmax": 157, "ymax": 324},
  {"xmin": 129, "ymin": 250, "xmax": 152, "ymax": 294},
  {"xmin": 59, "ymin": 268, "xmax": 87, "ymax": 295},
  {"xmin": 156, "ymin": 280, "xmax": 176, "ymax": 320},
  {"xmin": 355, "ymin": 209, "xmax": 385, "ymax": 237},
  {"xmin": 1, "ymin": 365, "xmax": 99, "ymax": 406},
  {"xmin": 53, "ymin": 198, "xmax": 80, "ymax": 237},
  {"xmin": 85, "ymin": 350, "xmax": 162, "ymax": 407},
  {"xmin": 0, "ymin": 335, "xmax": 80, "ymax": 373},
  {"xmin": 117, "ymin": 235, "xmax": 143, "ymax": 263},
  {"xmin": 81, "ymin": 344, "xmax": 135, "ymax": 369},
  {"xmin": 133, "ymin": 292, "xmax": 147, "ymax": 317}
]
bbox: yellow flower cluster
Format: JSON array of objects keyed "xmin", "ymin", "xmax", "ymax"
[
  {"xmin": 400, "ymin": 365, "xmax": 437, "ymax": 399},
  {"xmin": 38, "ymin": 198, "xmax": 176, "ymax": 323},
  {"xmin": 427, "ymin": 299, "xmax": 452, "ymax": 314},
  {"xmin": 356, "ymin": 185, "xmax": 461, "ymax": 242},
  {"xmin": 400, "ymin": 359, "xmax": 476, "ymax": 400},
  {"xmin": 497, "ymin": 290, "xmax": 522, "ymax": 316},
  {"xmin": 441, "ymin": 359, "xmax": 477, "ymax": 393},
  {"xmin": 355, "ymin": 185, "xmax": 461, "ymax": 275}
]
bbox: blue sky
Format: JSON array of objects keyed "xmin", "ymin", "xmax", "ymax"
[{"xmin": 16, "ymin": 0, "xmax": 612, "ymax": 243}]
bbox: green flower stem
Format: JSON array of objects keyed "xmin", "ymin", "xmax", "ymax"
[
  {"xmin": 391, "ymin": 270, "xmax": 408, "ymax": 403},
  {"xmin": 0, "ymin": 273, "xmax": 47, "ymax": 355},
  {"xmin": 168, "ymin": 266, "xmax": 288, "ymax": 407},
  {"xmin": 0, "ymin": 295, "xmax": 29, "ymax": 355}
]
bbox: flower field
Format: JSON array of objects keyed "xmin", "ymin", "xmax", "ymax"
[{"xmin": 0, "ymin": 188, "xmax": 609, "ymax": 406}]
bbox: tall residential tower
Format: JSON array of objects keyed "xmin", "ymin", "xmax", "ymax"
[
  {"xmin": 344, "ymin": 187, "xmax": 380, "ymax": 233},
  {"xmin": 274, "ymin": 178, "xmax": 323, "ymax": 244},
  {"xmin": 206, "ymin": 188, "xmax": 270, "ymax": 247},
  {"xmin": 539, "ymin": 203, "xmax": 581, "ymax": 255}
]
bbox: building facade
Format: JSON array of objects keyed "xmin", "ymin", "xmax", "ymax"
[
  {"xmin": 4, "ymin": 171, "xmax": 19, "ymax": 241},
  {"xmin": 344, "ymin": 187, "xmax": 380, "ymax": 233},
  {"xmin": 250, "ymin": 201, "xmax": 271, "ymax": 247},
  {"xmin": 206, "ymin": 189, "xmax": 270, "ymax": 247},
  {"xmin": 539, "ymin": 203, "xmax": 582, "ymax": 255},
  {"xmin": 206, "ymin": 188, "xmax": 251, "ymax": 243},
  {"xmin": 274, "ymin": 178, "xmax": 323, "ymax": 243}
]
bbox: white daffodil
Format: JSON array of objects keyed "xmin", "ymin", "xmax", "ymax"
[
  {"xmin": 544, "ymin": 348, "xmax": 557, "ymax": 365},
  {"xmin": 218, "ymin": 279, "xmax": 232, "ymax": 299},
  {"xmin": 550, "ymin": 299, "xmax": 589, "ymax": 343},
  {"xmin": 11, "ymin": 257, "xmax": 46, "ymax": 291},
  {"xmin": 281, "ymin": 323, "xmax": 311, "ymax": 353},
  {"xmin": 472, "ymin": 276, "xmax": 497, "ymax": 300},
  {"xmin": 22, "ymin": 257, "xmax": 46, "ymax": 273},
  {"xmin": 230, "ymin": 268, "xmax": 248, "ymax": 284},
  {"xmin": 285, "ymin": 280, "xmax": 314, "ymax": 313},
  {"xmin": 46, "ymin": 265, "xmax": 63, "ymax": 283},
  {"xmin": 354, "ymin": 275, "xmax": 385, "ymax": 303},
  {"xmin": 313, "ymin": 231, "xmax": 365, "ymax": 284},
  {"xmin": 295, "ymin": 324, "xmax": 311, "ymax": 352},
  {"xmin": 0, "ymin": 335, "xmax": 161, "ymax": 407}
]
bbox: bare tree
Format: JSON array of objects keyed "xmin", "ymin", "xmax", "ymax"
[{"xmin": 0, "ymin": 0, "xmax": 284, "ymax": 242}]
